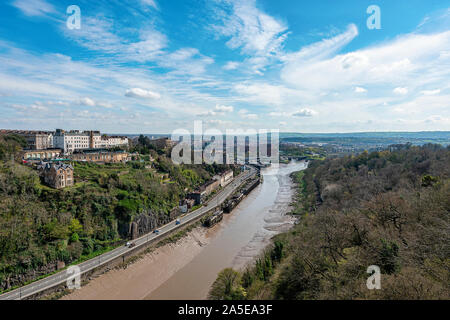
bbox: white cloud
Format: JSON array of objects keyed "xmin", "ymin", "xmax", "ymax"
[
  {"xmin": 292, "ymin": 108, "xmax": 318, "ymax": 117},
  {"xmin": 234, "ymin": 83, "xmax": 286, "ymax": 105},
  {"xmin": 281, "ymin": 28, "xmax": 450, "ymax": 93},
  {"xmin": 11, "ymin": 0, "xmax": 55, "ymax": 17},
  {"xmin": 393, "ymin": 87, "xmax": 408, "ymax": 95},
  {"xmin": 126, "ymin": 29, "xmax": 168, "ymax": 62},
  {"xmin": 158, "ymin": 48, "xmax": 214, "ymax": 74},
  {"xmin": 78, "ymin": 97, "xmax": 113, "ymax": 108},
  {"xmin": 223, "ymin": 61, "xmax": 240, "ymax": 70},
  {"xmin": 205, "ymin": 119, "xmax": 231, "ymax": 126},
  {"xmin": 215, "ymin": 104, "xmax": 234, "ymax": 113},
  {"xmin": 237, "ymin": 109, "xmax": 258, "ymax": 119},
  {"xmin": 283, "ymin": 24, "xmax": 358, "ymax": 64},
  {"xmin": 45, "ymin": 100, "xmax": 70, "ymax": 107},
  {"xmin": 421, "ymin": 89, "xmax": 441, "ymax": 95},
  {"xmin": 243, "ymin": 113, "xmax": 258, "ymax": 119},
  {"xmin": 213, "ymin": 0, "xmax": 289, "ymax": 73},
  {"xmin": 64, "ymin": 16, "xmax": 217, "ymax": 74},
  {"xmin": 354, "ymin": 86, "xmax": 367, "ymax": 93},
  {"xmin": 140, "ymin": 0, "xmax": 158, "ymax": 9},
  {"xmin": 79, "ymin": 97, "xmax": 96, "ymax": 107},
  {"xmin": 11, "ymin": 103, "xmax": 48, "ymax": 112},
  {"xmin": 268, "ymin": 111, "xmax": 290, "ymax": 117},
  {"xmin": 64, "ymin": 17, "xmax": 124, "ymax": 53},
  {"xmin": 215, "ymin": 0, "xmax": 288, "ymax": 55},
  {"xmin": 97, "ymin": 102, "xmax": 113, "ymax": 109},
  {"xmin": 269, "ymin": 108, "xmax": 318, "ymax": 118},
  {"xmin": 197, "ymin": 104, "xmax": 234, "ymax": 116},
  {"xmin": 125, "ymin": 88, "xmax": 161, "ymax": 99},
  {"xmin": 64, "ymin": 17, "xmax": 167, "ymax": 63}
]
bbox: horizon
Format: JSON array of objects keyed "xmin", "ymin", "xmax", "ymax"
[{"xmin": 3, "ymin": 128, "xmax": 450, "ymax": 136}]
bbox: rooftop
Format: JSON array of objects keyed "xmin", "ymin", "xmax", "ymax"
[{"xmin": 38, "ymin": 161, "xmax": 73, "ymax": 171}]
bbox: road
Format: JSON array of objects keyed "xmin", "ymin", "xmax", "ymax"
[{"xmin": 0, "ymin": 166, "xmax": 257, "ymax": 300}]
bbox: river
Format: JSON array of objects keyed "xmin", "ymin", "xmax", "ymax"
[{"xmin": 145, "ymin": 160, "xmax": 307, "ymax": 300}]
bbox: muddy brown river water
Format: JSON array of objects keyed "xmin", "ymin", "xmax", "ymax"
[{"xmin": 145, "ymin": 160, "xmax": 307, "ymax": 300}]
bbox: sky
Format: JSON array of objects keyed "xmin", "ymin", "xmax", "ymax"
[{"xmin": 0, "ymin": 0, "xmax": 449, "ymax": 134}]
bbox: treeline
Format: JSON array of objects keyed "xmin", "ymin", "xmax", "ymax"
[
  {"xmin": 0, "ymin": 134, "xmax": 232, "ymax": 291},
  {"xmin": 209, "ymin": 144, "xmax": 450, "ymax": 300}
]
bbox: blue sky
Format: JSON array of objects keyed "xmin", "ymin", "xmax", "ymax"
[{"xmin": 0, "ymin": 0, "xmax": 449, "ymax": 133}]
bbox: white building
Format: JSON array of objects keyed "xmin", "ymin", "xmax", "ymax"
[
  {"xmin": 213, "ymin": 169, "xmax": 234, "ymax": 187},
  {"xmin": 54, "ymin": 130, "xmax": 88, "ymax": 154},
  {"xmin": 98, "ymin": 136, "xmax": 129, "ymax": 148},
  {"xmin": 54, "ymin": 129, "xmax": 128, "ymax": 154}
]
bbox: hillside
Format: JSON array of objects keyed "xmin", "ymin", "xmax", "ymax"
[
  {"xmin": 0, "ymin": 134, "xmax": 232, "ymax": 292},
  {"xmin": 209, "ymin": 144, "xmax": 450, "ymax": 300}
]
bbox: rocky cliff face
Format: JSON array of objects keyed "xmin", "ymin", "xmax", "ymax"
[
  {"xmin": 128, "ymin": 208, "xmax": 181, "ymax": 239},
  {"xmin": 1, "ymin": 209, "xmax": 182, "ymax": 291},
  {"xmin": 2, "ymin": 262, "xmax": 61, "ymax": 291}
]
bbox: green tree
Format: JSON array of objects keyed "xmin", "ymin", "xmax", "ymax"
[{"xmin": 208, "ymin": 268, "xmax": 245, "ymax": 300}]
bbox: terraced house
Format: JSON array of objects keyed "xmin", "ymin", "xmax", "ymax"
[{"xmin": 70, "ymin": 149, "xmax": 129, "ymax": 163}]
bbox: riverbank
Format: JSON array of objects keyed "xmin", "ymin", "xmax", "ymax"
[
  {"xmin": 210, "ymin": 146, "xmax": 450, "ymax": 300},
  {"xmin": 61, "ymin": 227, "xmax": 212, "ymax": 300},
  {"xmin": 146, "ymin": 161, "xmax": 306, "ymax": 300},
  {"xmin": 62, "ymin": 161, "xmax": 307, "ymax": 300}
]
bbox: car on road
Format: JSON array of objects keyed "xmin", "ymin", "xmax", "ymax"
[
  {"xmin": 127, "ymin": 242, "xmax": 136, "ymax": 248},
  {"xmin": 153, "ymin": 229, "xmax": 160, "ymax": 234},
  {"xmin": 176, "ymin": 219, "xmax": 181, "ymax": 225}
]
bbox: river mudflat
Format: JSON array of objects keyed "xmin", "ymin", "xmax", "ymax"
[
  {"xmin": 61, "ymin": 228, "xmax": 213, "ymax": 300},
  {"xmin": 62, "ymin": 161, "xmax": 306, "ymax": 300}
]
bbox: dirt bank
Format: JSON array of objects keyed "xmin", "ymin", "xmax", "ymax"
[{"xmin": 62, "ymin": 227, "xmax": 212, "ymax": 300}]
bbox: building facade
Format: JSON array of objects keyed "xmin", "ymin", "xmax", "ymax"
[
  {"xmin": 70, "ymin": 150, "xmax": 129, "ymax": 163},
  {"xmin": 23, "ymin": 149, "xmax": 62, "ymax": 161},
  {"xmin": 214, "ymin": 169, "xmax": 234, "ymax": 187},
  {"xmin": 38, "ymin": 162, "xmax": 74, "ymax": 189},
  {"xmin": 97, "ymin": 136, "xmax": 129, "ymax": 149},
  {"xmin": 187, "ymin": 178, "xmax": 221, "ymax": 205},
  {"xmin": 54, "ymin": 129, "xmax": 92, "ymax": 154},
  {"xmin": 1, "ymin": 130, "xmax": 53, "ymax": 150},
  {"xmin": 54, "ymin": 130, "xmax": 128, "ymax": 154}
]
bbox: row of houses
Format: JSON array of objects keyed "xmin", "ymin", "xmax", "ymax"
[
  {"xmin": 1, "ymin": 129, "xmax": 129, "ymax": 154},
  {"xmin": 22, "ymin": 148, "xmax": 132, "ymax": 164}
]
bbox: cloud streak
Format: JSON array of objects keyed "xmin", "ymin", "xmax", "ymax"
[{"xmin": 11, "ymin": 0, "xmax": 56, "ymax": 17}]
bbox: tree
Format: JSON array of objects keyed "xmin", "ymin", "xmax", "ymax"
[{"xmin": 208, "ymin": 268, "xmax": 245, "ymax": 300}]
